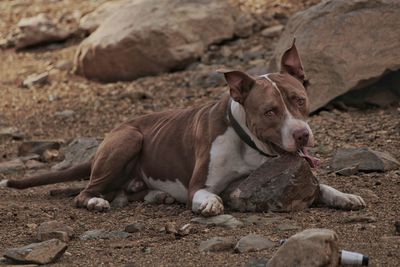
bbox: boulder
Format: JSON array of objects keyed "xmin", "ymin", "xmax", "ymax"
[
  {"xmin": 268, "ymin": 229, "xmax": 339, "ymax": 267},
  {"xmin": 269, "ymin": 0, "xmax": 400, "ymax": 111},
  {"xmin": 3, "ymin": 239, "xmax": 67, "ymax": 265},
  {"xmin": 8, "ymin": 14, "xmax": 70, "ymax": 49},
  {"xmin": 74, "ymin": 0, "xmax": 239, "ymax": 82},
  {"xmin": 222, "ymin": 153, "xmax": 319, "ymax": 212},
  {"xmin": 332, "ymin": 148, "xmax": 400, "ymax": 172},
  {"xmin": 52, "ymin": 138, "xmax": 99, "ymax": 170}
]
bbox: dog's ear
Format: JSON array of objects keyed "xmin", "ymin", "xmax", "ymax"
[
  {"xmin": 217, "ymin": 69, "xmax": 255, "ymax": 104},
  {"xmin": 280, "ymin": 39, "xmax": 305, "ymax": 82}
]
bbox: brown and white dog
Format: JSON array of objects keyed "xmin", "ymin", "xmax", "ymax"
[{"xmin": 0, "ymin": 41, "xmax": 365, "ymax": 216}]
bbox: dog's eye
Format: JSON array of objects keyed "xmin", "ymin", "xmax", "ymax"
[
  {"xmin": 296, "ymin": 98, "xmax": 305, "ymax": 107},
  {"xmin": 264, "ymin": 110, "xmax": 275, "ymax": 117}
]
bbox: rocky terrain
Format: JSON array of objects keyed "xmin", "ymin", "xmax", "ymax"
[{"xmin": 0, "ymin": 0, "xmax": 399, "ymax": 266}]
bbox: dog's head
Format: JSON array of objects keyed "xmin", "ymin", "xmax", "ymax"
[{"xmin": 220, "ymin": 41, "xmax": 314, "ymax": 157}]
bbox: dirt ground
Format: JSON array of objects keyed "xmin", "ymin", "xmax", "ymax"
[{"xmin": 0, "ymin": 0, "xmax": 399, "ymax": 266}]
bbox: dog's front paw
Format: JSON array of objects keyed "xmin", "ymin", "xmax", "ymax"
[
  {"xmin": 87, "ymin": 197, "xmax": 111, "ymax": 211},
  {"xmin": 333, "ymin": 193, "xmax": 366, "ymax": 210},
  {"xmin": 198, "ymin": 195, "xmax": 224, "ymax": 217}
]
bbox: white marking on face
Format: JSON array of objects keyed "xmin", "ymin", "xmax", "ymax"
[
  {"xmin": 262, "ymin": 74, "xmax": 314, "ymax": 151},
  {"xmin": 87, "ymin": 197, "xmax": 110, "ymax": 211},
  {"xmin": 192, "ymin": 189, "xmax": 224, "ymax": 216},
  {"xmin": 140, "ymin": 172, "xmax": 188, "ymax": 204},
  {"xmin": 0, "ymin": 180, "xmax": 9, "ymax": 187}
]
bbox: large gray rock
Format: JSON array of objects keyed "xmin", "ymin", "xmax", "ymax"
[
  {"xmin": 269, "ymin": 0, "xmax": 400, "ymax": 111},
  {"xmin": 222, "ymin": 153, "xmax": 319, "ymax": 212},
  {"xmin": 3, "ymin": 239, "xmax": 67, "ymax": 265},
  {"xmin": 268, "ymin": 229, "xmax": 339, "ymax": 267},
  {"xmin": 52, "ymin": 138, "xmax": 99, "ymax": 170},
  {"xmin": 332, "ymin": 147, "xmax": 400, "ymax": 172},
  {"xmin": 74, "ymin": 0, "xmax": 239, "ymax": 82}
]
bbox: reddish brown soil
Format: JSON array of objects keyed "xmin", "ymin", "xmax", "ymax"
[{"xmin": 0, "ymin": 1, "xmax": 399, "ymax": 266}]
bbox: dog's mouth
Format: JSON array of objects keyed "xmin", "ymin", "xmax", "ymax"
[{"xmin": 298, "ymin": 147, "xmax": 319, "ymax": 168}]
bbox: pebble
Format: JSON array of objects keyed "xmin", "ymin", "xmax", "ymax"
[
  {"xmin": 276, "ymin": 223, "xmax": 301, "ymax": 231},
  {"xmin": 199, "ymin": 237, "xmax": 236, "ymax": 252},
  {"xmin": 124, "ymin": 222, "xmax": 145, "ymax": 233},
  {"xmin": 234, "ymin": 234, "xmax": 274, "ymax": 253},
  {"xmin": 342, "ymin": 215, "xmax": 377, "ymax": 224},
  {"xmin": 261, "ymin": 24, "xmax": 284, "ymax": 38},
  {"xmin": 22, "ymin": 72, "xmax": 49, "ymax": 88},
  {"xmin": 191, "ymin": 214, "xmax": 244, "ymax": 229},
  {"xmin": 79, "ymin": 229, "xmax": 130, "ymax": 240}
]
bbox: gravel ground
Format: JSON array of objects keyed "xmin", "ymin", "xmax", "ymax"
[{"xmin": 0, "ymin": 0, "xmax": 399, "ymax": 266}]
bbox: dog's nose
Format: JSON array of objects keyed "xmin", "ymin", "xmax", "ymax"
[{"xmin": 293, "ymin": 128, "xmax": 309, "ymax": 147}]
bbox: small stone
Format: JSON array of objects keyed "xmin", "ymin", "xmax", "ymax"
[
  {"xmin": 27, "ymin": 223, "xmax": 38, "ymax": 230},
  {"xmin": 25, "ymin": 160, "xmax": 45, "ymax": 170},
  {"xmin": 79, "ymin": 229, "xmax": 130, "ymax": 240},
  {"xmin": 0, "ymin": 126, "xmax": 24, "ymax": 140},
  {"xmin": 41, "ymin": 149, "xmax": 62, "ymax": 162},
  {"xmin": 22, "ymin": 72, "xmax": 49, "ymax": 88},
  {"xmin": 37, "ymin": 221, "xmax": 74, "ymax": 242},
  {"xmin": 191, "ymin": 214, "xmax": 244, "ymax": 229},
  {"xmin": 332, "ymin": 148, "xmax": 400, "ymax": 173},
  {"xmin": 124, "ymin": 222, "xmax": 145, "ymax": 233},
  {"xmin": 55, "ymin": 60, "xmax": 73, "ymax": 71},
  {"xmin": 276, "ymin": 223, "xmax": 301, "ymax": 231},
  {"xmin": 261, "ymin": 25, "xmax": 284, "ymax": 38},
  {"xmin": 0, "ymin": 159, "xmax": 25, "ymax": 174},
  {"xmin": 54, "ymin": 110, "xmax": 75, "ymax": 118},
  {"xmin": 141, "ymin": 247, "xmax": 151, "ymax": 254},
  {"xmin": 165, "ymin": 222, "xmax": 178, "ymax": 234},
  {"xmin": 394, "ymin": 221, "xmax": 400, "ymax": 234},
  {"xmin": 245, "ymin": 257, "xmax": 269, "ymax": 267},
  {"xmin": 342, "ymin": 215, "xmax": 377, "ymax": 224},
  {"xmin": 177, "ymin": 223, "xmax": 192, "ymax": 237},
  {"xmin": 199, "ymin": 237, "xmax": 236, "ymax": 252},
  {"xmin": 234, "ymin": 234, "xmax": 274, "ymax": 253},
  {"xmin": 4, "ymin": 239, "xmax": 67, "ymax": 265},
  {"xmin": 18, "ymin": 140, "xmax": 63, "ymax": 157},
  {"xmin": 335, "ymin": 165, "xmax": 359, "ymax": 176}
]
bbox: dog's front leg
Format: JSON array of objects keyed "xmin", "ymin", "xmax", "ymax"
[
  {"xmin": 188, "ymin": 160, "xmax": 224, "ymax": 217},
  {"xmin": 316, "ymin": 184, "xmax": 366, "ymax": 210}
]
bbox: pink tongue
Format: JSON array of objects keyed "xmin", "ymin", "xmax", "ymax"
[{"xmin": 300, "ymin": 148, "xmax": 320, "ymax": 169}]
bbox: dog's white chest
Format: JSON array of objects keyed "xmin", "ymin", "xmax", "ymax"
[{"xmin": 205, "ymin": 127, "xmax": 267, "ymax": 193}]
